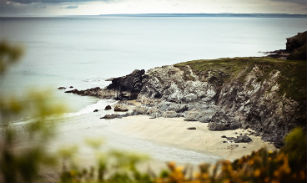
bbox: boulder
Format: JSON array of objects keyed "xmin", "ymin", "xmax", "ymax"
[
  {"xmin": 93, "ymin": 109, "xmax": 99, "ymax": 112},
  {"xmin": 208, "ymin": 112, "xmax": 241, "ymax": 130},
  {"xmin": 162, "ymin": 111, "xmax": 177, "ymax": 118},
  {"xmin": 184, "ymin": 111, "xmax": 200, "ymax": 121},
  {"xmin": 105, "ymin": 105, "xmax": 112, "ymax": 110},
  {"xmin": 114, "ymin": 105, "xmax": 129, "ymax": 112},
  {"xmin": 58, "ymin": 87, "xmax": 66, "ymax": 90},
  {"xmin": 234, "ymin": 135, "xmax": 252, "ymax": 143}
]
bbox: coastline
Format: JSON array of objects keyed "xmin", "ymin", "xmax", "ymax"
[
  {"xmin": 46, "ymin": 111, "xmax": 275, "ymax": 165},
  {"xmin": 115, "ymin": 115, "xmax": 276, "ymax": 161}
]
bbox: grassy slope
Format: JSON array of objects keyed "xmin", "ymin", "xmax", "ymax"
[{"xmin": 174, "ymin": 57, "xmax": 306, "ymax": 101}]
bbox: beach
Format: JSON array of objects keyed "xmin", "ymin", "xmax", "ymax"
[
  {"xmin": 116, "ymin": 115, "xmax": 276, "ymax": 161},
  {"xmin": 47, "ymin": 110, "xmax": 276, "ymax": 166}
]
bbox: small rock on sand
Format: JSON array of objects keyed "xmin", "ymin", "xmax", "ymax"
[{"xmin": 187, "ymin": 127, "xmax": 196, "ymax": 130}]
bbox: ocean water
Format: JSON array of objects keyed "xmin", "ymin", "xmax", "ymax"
[{"xmin": 0, "ymin": 15, "xmax": 306, "ymax": 113}]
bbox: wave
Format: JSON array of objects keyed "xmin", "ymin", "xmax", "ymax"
[{"xmin": 64, "ymin": 99, "xmax": 116, "ymax": 118}]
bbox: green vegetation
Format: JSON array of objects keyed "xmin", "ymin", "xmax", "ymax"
[
  {"xmin": 0, "ymin": 41, "xmax": 66, "ymax": 182},
  {"xmin": 0, "ymin": 41, "xmax": 23, "ymax": 74},
  {"xmin": 59, "ymin": 140, "xmax": 151, "ymax": 183},
  {"xmin": 174, "ymin": 57, "xmax": 306, "ymax": 101}
]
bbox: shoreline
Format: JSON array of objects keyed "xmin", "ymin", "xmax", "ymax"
[
  {"xmin": 114, "ymin": 115, "xmax": 277, "ymax": 161},
  {"xmin": 49, "ymin": 111, "xmax": 276, "ymax": 163}
]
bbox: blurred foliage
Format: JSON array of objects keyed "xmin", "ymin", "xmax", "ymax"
[
  {"xmin": 0, "ymin": 41, "xmax": 66, "ymax": 182},
  {"xmin": 59, "ymin": 138, "xmax": 151, "ymax": 183},
  {"xmin": 0, "ymin": 41, "xmax": 23, "ymax": 74},
  {"xmin": 59, "ymin": 127, "xmax": 306, "ymax": 183},
  {"xmin": 155, "ymin": 127, "xmax": 306, "ymax": 183}
]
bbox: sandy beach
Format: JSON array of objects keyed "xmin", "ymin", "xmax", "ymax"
[
  {"xmin": 49, "ymin": 112, "xmax": 276, "ymax": 164},
  {"xmin": 115, "ymin": 115, "xmax": 277, "ymax": 161}
]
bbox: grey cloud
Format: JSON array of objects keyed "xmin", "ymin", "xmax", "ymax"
[{"xmin": 271, "ymin": 0, "xmax": 306, "ymax": 5}]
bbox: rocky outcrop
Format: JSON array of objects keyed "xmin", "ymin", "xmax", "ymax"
[
  {"xmin": 100, "ymin": 113, "xmax": 131, "ymax": 119},
  {"xmin": 106, "ymin": 69, "xmax": 145, "ymax": 100},
  {"xmin": 268, "ymin": 31, "xmax": 306, "ymax": 60},
  {"xmin": 65, "ymin": 87, "xmax": 117, "ymax": 99},
  {"xmin": 286, "ymin": 31, "xmax": 306, "ymax": 60},
  {"xmin": 223, "ymin": 135, "xmax": 252, "ymax": 143}
]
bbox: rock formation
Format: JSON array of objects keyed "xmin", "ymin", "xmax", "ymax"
[
  {"xmin": 267, "ymin": 31, "xmax": 306, "ymax": 60},
  {"xmin": 64, "ymin": 33, "xmax": 306, "ymax": 147}
]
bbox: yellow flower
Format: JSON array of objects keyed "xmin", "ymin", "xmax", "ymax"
[{"xmin": 254, "ymin": 169, "xmax": 261, "ymax": 177}]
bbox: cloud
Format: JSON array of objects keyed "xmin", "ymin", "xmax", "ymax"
[
  {"xmin": 270, "ymin": 0, "xmax": 306, "ymax": 5},
  {"xmin": 64, "ymin": 5, "xmax": 78, "ymax": 9},
  {"xmin": 7, "ymin": 0, "xmax": 114, "ymax": 4}
]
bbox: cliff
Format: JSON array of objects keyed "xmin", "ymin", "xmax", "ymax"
[
  {"xmin": 137, "ymin": 57, "xmax": 305, "ymax": 147},
  {"xmin": 65, "ymin": 33, "xmax": 306, "ymax": 147}
]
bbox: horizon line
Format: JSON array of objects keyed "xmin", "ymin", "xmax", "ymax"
[{"xmin": 1, "ymin": 13, "xmax": 306, "ymax": 18}]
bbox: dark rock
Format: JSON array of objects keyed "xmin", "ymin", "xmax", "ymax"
[
  {"xmin": 93, "ymin": 109, "xmax": 99, "ymax": 112},
  {"xmin": 221, "ymin": 135, "xmax": 227, "ymax": 138},
  {"xmin": 268, "ymin": 31, "xmax": 306, "ymax": 60},
  {"xmin": 208, "ymin": 112, "xmax": 241, "ymax": 130},
  {"xmin": 286, "ymin": 31, "xmax": 306, "ymax": 51},
  {"xmin": 100, "ymin": 114, "xmax": 121, "ymax": 119},
  {"xmin": 106, "ymin": 69, "xmax": 145, "ymax": 100},
  {"xmin": 58, "ymin": 87, "xmax": 66, "ymax": 90},
  {"xmin": 187, "ymin": 127, "xmax": 196, "ymax": 130},
  {"xmin": 114, "ymin": 105, "xmax": 128, "ymax": 112},
  {"xmin": 223, "ymin": 141, "xmax": 227, "ymax": 143},
  {"xmin": 65, "ymin": 87, "xmax": 102, "ymax": 97},
  {"xmin": 105, "ymin": 105, "xmax": 112, "ymax": 110},
  {"xmin": 233, "ymin": 135, "xmax": 252, "ymax": 143},
  {"xmin": 69, "ymin": 86, "xmax": 74, "ymax": 88}
]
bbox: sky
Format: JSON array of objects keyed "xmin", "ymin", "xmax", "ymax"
[{"xmin": 0, "ymin": 0, "xmax": 306, "ymax": 17}]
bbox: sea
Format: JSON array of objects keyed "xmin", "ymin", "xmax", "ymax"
[{"xmin": 0, "ymin": 15, "xmax": 306, "ymax": 113}]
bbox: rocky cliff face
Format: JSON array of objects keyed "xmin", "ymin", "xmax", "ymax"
[
  {"xmin": 64, "ymin": 34, "xmax": 306, "ymax": 147},
  {"xmin": 268, "ymin": 31, "xmax": 306, "ymax": 60},
  {"xmin": 103, "ymin": 57, "xmax": 305, "ymax": 147}
]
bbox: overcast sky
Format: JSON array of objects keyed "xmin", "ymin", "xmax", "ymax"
[{"xmin": 0, "ymin": 0, "xmax": 306, "ymax": 17}]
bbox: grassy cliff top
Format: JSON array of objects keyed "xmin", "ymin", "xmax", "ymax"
[{"xmin": 174, "ymin": 57, "xmax": 306, "ymax": 101}]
